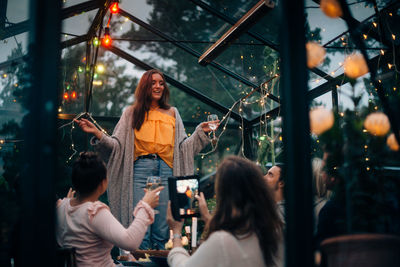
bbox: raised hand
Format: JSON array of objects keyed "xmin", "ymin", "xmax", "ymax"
[
  {"xmin": 74, "ymin": 118, "xmax": 102, "ymax": 139},
  {"xmin": 195, "ymin": 192, "xmax": 212, "ymax": 224},
  {"xmin": 200, "ymin": 120, "xmax": 220, "ymax": 133},
  {"xmin": 142, "ymin": 186, "xmax": 164, "ymax": 209}
]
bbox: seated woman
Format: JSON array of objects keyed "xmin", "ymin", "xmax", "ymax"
[
  {"xmin": 166, "ymin": 156, "xmax": 283, "ymax": 267},
  {"xmin": 56, "ymin": 152, "xmax": 163, "ymax": 267}
]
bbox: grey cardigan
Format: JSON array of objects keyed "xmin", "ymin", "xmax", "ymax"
[{"xmin": 91, "ymin": 106, "xmax": 210, "ymax": 227}]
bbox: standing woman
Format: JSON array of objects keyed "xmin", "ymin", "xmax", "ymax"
[{"xmin": 75, "ymin": 69, "xmax": 215, "ymax": 249}]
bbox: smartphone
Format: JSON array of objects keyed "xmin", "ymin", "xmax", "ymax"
[{"xmin": 168, "ymin": 175, "xmax": 200, "ymax": 221}]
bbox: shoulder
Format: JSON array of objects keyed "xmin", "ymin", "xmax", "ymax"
[
  {"xmin": 167, "ymin": 107, "xmax": 176, "ymax": 117},
  {"xmin": 87, "ymin": 201, "xmax": 110, "ymax": 220},
  {"xmin": 208, "ymin": 230, "xmax": 236, "ymax": 242}
]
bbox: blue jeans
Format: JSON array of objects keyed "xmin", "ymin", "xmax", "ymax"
[{"xmin": 133, "ymin": 158, "xmax": 171, "ymax": 250}]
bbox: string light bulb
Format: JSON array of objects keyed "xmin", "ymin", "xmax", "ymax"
[
  {"xmin": 102, "ymin": 27, "xmax": 112, "ymax": 47},
  {"xmin": 110, "ymin": 0, "xmax": 119, "ymax": 14}
]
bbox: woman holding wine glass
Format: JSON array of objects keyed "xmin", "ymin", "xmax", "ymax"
[{"xmin": 74, "ymin": 69, "xmax": 218, "ymax": 250}]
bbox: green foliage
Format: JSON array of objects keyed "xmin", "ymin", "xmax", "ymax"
[{"xmin": 318, "ymin": 87, "xmax": 400, "ymax": 234}]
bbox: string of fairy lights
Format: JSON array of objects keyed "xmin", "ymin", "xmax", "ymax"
[{"xmin": 2, "ymin": 0, "xmax": 400, "ymax": 164}]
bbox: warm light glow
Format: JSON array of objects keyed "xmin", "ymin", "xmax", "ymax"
[
  {"xmin": 343, "ymin": 53, "xmax": 369, "ymax": 79},
  {"xmin": 110, "ymin": 2, "xmax": 119, "ymax": 14},
  {"xmin": 364, "ymin": 112, "xmax": 390, "ymax": 136},
  {"xmin": 309, "ymin": 107, "xmax": 335, "ymax": 135},
  {"xmin": 306, "ymin": 42, "xmax": 326, "ymax": 68},
  {"xmin": 93, "ymin": 37, "xmax": 100, "ymax": 46},
  {"xmin": 63, "ymin": 92, "xmax": 69, "ymax": 100},
  {"xmin": 392, "ymin": 34, "xmax": 396, "ymax": 40},
  {"xmin": 380, "ymin": 49, "xmax": 385, "ymax": 55},
  {"xmin": 96, "ymin": 64, "xmax": 105, "ymax": 73},
  {"xmin": 92, "ymin": 80, "xmax": 103, "ymax": 86},
  {"xmin": 387, "ymin": 133, "xmax": 399, "ymax": 151},
  {"xmin": 363, "ymin": 34, "xmax": 367, "ymax": 40},
  {"xmin": 102, "ymin": 27, "xmax": 112, "ymax": 47},
  {"xmin": 372, "ymin": 22, "xmax": 377, "ymax": 28},
  {"xmin": 71, "ymin": 91, "xmax": 77, "ymax": 99},
  {"xmin": 388, "ymin": 63, "xmax": 393, "ymax": 69},
  {"xmin": 320, "ymin": 0, "xmax": 343, "ymax": 18}
]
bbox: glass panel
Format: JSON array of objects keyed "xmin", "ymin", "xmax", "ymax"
[
  {"xmin": 59, "ymin": 43, "xmax": 87, "ymax": 115},
  {"xmin": 61, "ymin": 9, "xmax": 99, "ymax": 38},
  {"xmin": 1, "ymin": 0, "xmax": 30, "ymax": 264},
  {"xmin": 6, "ymin": 0, "xmax": 29, "ymax": 23},
  {"xmin": 0, "ymin": 33, "xmax": 29, "ymax": 63},
  {"xmin": 62, "ymin": 0, "xmax": 93, "ymax": 8}
]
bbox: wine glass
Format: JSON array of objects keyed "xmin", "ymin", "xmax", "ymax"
[
  {"xmin": 146, "ymin": 176, "xmax": 162, "ymax": 214},
  {"xmin": 207, "ymin": 114, "xmax": 218, "ymax": 140}
]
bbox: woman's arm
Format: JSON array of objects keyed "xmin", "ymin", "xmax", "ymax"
[
  {"xmin": 90, "ymin": 201, "xmax": 154, "ymax": 251},
  {"xmin": 175, "ymin": 109, "xmax": 211, "ymax": 155},
  {"xmin": 167, "ymin": 232, "xmax": 226, "ymax": 267}
]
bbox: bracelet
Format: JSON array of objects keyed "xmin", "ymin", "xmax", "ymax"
[{"xmin": 172, "ymin": 233, "xmax": 182, "ymax": 240}]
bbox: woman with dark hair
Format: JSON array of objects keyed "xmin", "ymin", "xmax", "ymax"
[
  {"xmin": 74, "ymin": 69, "xmax": 216, "ymax": 249},
  {"xmin": 167, "ymin": 156, "xmax": 283, "ymax": 267},
  {"xmin": 56, "ymin": 152, "xmax": 162, "ymax": 267}
]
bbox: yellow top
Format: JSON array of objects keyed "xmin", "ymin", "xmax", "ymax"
[{"xmin": 134, "ymin": 109, "xmax": 175, "ymax": 168}]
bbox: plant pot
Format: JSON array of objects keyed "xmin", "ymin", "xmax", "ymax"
[{"xmin": 320, "ymin": 233, "xmax": 400, "ymax": 267}]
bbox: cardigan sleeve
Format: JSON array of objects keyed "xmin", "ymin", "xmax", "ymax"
[
  {"xmin": 175, "ymin": 109, "xmax": 210, "ymax": 155},
  {"xmin": 90, "ymin": 106, "xmax": 133, "ymax": 162}
]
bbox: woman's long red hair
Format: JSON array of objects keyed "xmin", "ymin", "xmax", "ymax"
[{"xmin": 132, "ymin": 69, "xmax": 170, "ymax": 130}]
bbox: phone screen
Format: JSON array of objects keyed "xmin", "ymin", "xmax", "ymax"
[{"xmin": 169, "ymin": 176, "xmax": 200, "ymax": 220}]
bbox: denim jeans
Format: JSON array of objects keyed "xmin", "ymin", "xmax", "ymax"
[{"xmin": 133, "ymin": 157, "xmax": 171, "ymax": 250}]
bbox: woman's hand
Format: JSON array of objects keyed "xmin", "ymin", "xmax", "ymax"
[
  {"xmin": 142, "ymin": 187, "xmax": 164, "ymax": 209},
  {"xmin": 200, "ymin": 120, "xmax": 220, "ymax": 133},
  {"xmin": 74, "ymin": 118, "xmax": 103, "ymax": 139},
  {"xmin": 166, "ymin": 201, "xmax": 184, "ymax": 234},
  {"xmin": 195, "ymin": 192, "xmax": 212, "ymax": 224},
  {"xmin": 66, "ymin": 187, "xmax": 76, "ymax": 198}
]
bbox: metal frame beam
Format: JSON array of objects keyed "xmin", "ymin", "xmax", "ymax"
[
  {"xmin": 62, "ymin": 0, "xmax": 101, "ymax": 19},
  {"xmin": 119, "ymin": 8, "xmax": 280, "ymax": 103},
  {"xmin": 60, "ymin": 34, "xmax": 89, "ymax": 49},
  {"xmin": 198, "ymin": 0, "xmax": 275, "ymax": 65},
  {"xmin": 106, "ymin": 45, "xmax": 247, "ymax": 123},
  {"xmin": 20, "ymin": 0, "xmax": 61, "ymax": 266},
  {"xmin": 280, "ymin": 1, "xmax": 314, "ymax": 266},
  {"xmin": 0, "ymin": 20, "xmax": 29, "ymax": 40},
  {"xmin": 0, "ymin": 55, "xmax": 25, "ymax": 70},
  {"xmin": 190, "ymin": 0, "xmax": 336, "ymax": 89}
]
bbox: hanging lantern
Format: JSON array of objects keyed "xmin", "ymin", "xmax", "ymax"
[
  {"xmin": 387, "ymin": 133, "xmax": 399, "ymax": 151},
  {"xmin": 320, "ymin": 0, "xmax": 343, "ymax": 18},
  {"xmin": 306, "ymin": 42, "xmax": 326, "ymax": 68},
  {"xmin": 344, "ymin": 53, "xmax": 369, "ymax": 79},
  {"xmin": 309, "ymin": 107, "xmax": 334, "ymax": 135},
  {"xmin": 363, "ymin": 112, "xmax": 390, "ymax": 136}
]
